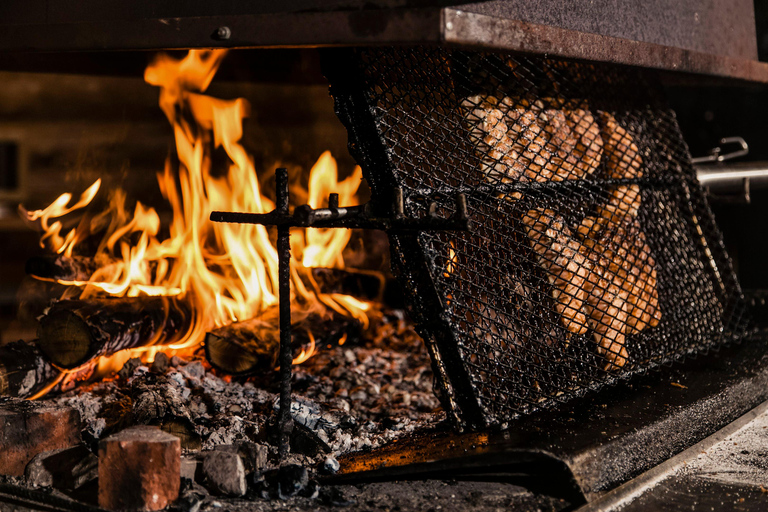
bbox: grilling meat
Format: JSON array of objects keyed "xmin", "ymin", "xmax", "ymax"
[
  {"xmin": 468, "ymin": 93, "xmax": 661, "ymax": 368},
  {"xmin": 524, "ymin": 192, "xmax": 660, "ymax": 369},
  {"xmin": 522, "ymin": 209, "xmax": 590, "ymax": 336},
  {"xmin": 598, "ymin": 111, "xmax": 643, "ymax": 179},
  {"xmin": 463, "ymin": 95, "xmax": 603, "ymax": 185}
]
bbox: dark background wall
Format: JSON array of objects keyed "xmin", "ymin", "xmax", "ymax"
[{"xmin": 662, "ymin": 2, "xmax": 768, "ymax": 290}]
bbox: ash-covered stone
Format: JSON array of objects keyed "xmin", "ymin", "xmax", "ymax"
[
  {"xmin": 180, "ymin": 456, "xmax": 199, "ymax": 481},
  {"xmin": 215, "ymin": 442, "xmax": 268, "ymax": 474},
  {"xmin": 201, "ymin": 450, "xmax": 247, "ymax": 497}
]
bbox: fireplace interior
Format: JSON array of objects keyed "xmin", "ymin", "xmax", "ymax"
[{"xmin": 2, "ymin": 2, "xmax": 768, "ymax": 512}]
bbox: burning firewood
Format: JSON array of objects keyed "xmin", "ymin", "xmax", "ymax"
[
  {"xmin": 0, "ymin": 340, "xmax": 57, "ymax": 398},
  {"xmin": 25, "ymin": 255, "xmax": 104, "ymax": 282},
  {"xmin": 36, "ymin": 296, "xmax": 194, "ymax": 369},
  {"xmin": 25, "ymin": 255, "xmax": 394, "ymax": 305},
  {"xmin": 204, "ymin": 307, "xmax": 361, "ymax": 376}
]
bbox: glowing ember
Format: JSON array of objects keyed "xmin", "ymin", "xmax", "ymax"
[{"xmin": 20, "ymin": 50, "xmax": 368, "ymax": 382}]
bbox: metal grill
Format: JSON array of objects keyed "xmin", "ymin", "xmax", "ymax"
[{"xmin": 323, "ymin": 47, "xmax": 748, "ymax": 428}]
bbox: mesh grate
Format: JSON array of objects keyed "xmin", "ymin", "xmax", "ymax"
[{"xmin": 324, "ymin": 47, "xmax": 748, "ymax": 428}]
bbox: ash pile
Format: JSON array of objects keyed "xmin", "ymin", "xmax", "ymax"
[{"xmin": 0, "ymin": 307, "xmax": 443, "ymax": 510}]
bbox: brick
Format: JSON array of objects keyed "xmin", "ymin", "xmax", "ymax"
[
  {"xmin": 0, "ymin": 399, "xmax": 81, "ymax": 476},
  {"xmin": 98, "ymin": 426, "xmax": 180, "ymax": 511}
]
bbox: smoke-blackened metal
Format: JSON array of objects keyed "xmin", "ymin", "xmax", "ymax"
[{"xmin": 324, "ymin": 46, "xmax": 749, "ymax": 428}]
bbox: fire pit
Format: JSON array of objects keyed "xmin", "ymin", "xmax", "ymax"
[{"xmin": 1, "ymin": 1, "xmax": 768, "ymax": 511}]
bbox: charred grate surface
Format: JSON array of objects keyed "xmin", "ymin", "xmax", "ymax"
[{"xmin": 324, "ymin": 47, "xmax": 747, "ymax": 428}]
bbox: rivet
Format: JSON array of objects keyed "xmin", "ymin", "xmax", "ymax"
[{"xmin": 214, "ymin": 26, "xmax": 231, "ymax": 41}]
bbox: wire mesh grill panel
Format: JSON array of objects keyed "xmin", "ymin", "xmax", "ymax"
[{"xmin": 325, "ymin": 47, "xmax": 747, "ymax": 427}]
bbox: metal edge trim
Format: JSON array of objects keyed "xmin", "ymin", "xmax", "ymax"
[
  {"xmin": 442, "ymin": 9, "xmax": 768, "ymax": 84},
  {"xmin": 574, "ymin": 399, "xmax": 768, "ymax": 511}
]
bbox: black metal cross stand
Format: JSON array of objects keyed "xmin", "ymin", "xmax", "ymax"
[{"xmin": 210, "ymin": 167, "xmax": 470, "ymax": 460}]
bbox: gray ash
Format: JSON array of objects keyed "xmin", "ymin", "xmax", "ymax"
[{"xmin": 51, "ymin": 308, "xmax": 443, "ymax": 462}]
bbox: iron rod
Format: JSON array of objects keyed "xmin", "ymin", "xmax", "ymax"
[{"xmin": 275, "ymin": 168, "xmax": 293, "ymax": 460}]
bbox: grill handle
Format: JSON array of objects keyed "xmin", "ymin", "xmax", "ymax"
[{"xmin": 695, "ymin": 162, "xmax": 768, "ymax": 202}]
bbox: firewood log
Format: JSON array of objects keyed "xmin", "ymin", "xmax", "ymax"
[
  {"xmin": 306, "ymin": 267, "xmax": 387, "ymax": 302},
  {"xmin": 0, "ymin": 340, "xmax": 57, "ymax": 398},
  {"xmin": 25, "ymin": 255, "xmax": 103, "ymax": 282},
  {"xmin": 36, "ymin": 296, "xmax": 194, "ymax": 369},
  {"xmin": 26, "ymin": 255, "xmax": 400, "ymax": 305},
  {"xmin": 204, "ymin": 307, "xmax": 360, "ymax": 376}
]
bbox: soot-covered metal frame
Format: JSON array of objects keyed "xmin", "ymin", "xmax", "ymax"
[
  {"xmin": 324, "ymin": 46, "xmax": 749, "ymax": 428},
  {"xmin": 0, "ymin": 1, "xmax": 766, "ymax": 83}
]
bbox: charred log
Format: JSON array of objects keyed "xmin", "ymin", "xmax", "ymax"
[
  {"xmin": 37, "ymin": 296, "xmax": 194, "ymax": 369},
  {"xmin": 204, "ymin": 308, "xmax": 360, "ymax": 376},
  {"xmin": 307, "ymin": 267, "xmax": 386, "ymax": 302},
  {"xmin": 25, "ymin": 255, "xmax": 103, "ymax": 282},
  {"xmin": 26, "ymin": 255, "xmax": 401, "ymax": 305},
  {"xmin": 0, "ymin": 340, "xmax": 57, "ymax": 398}
]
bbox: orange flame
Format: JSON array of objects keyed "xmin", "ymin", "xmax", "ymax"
[{"xmin": 21, "ymin": 50, "xmax": 368, "ymax": 381}]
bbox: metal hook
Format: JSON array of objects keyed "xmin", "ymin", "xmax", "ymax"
[{"xmin": 691, "ymin": 136, "xmax": 749, "ymax": 164}]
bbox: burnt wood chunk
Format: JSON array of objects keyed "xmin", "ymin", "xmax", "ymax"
[
  {"xmin": 37, "ymin": 296, "xmax": 194, "ymax": 369},
  {"xmin": 25, "ymin": 255, "xmax": 102, "ymax": 281},
  {"xmin": 0, "ymin": 400, "xmax": 81, "ymax": 476},
  {"xmin": 204, "ymin": 307, "xmax": 360, "ymax": 376},
  {"xmin": 308, "ymin": 267, "xmax": 386, "ymax": 301},
  {"xmin": 24, "ymin": 444, "xmax": 97, "ymax": 490},
  {"xmin": 98, "ymin": 426, "xmax": 181, "ymax": 511},
  {"xmin": 0, "ymin": 340, "xmax": 56, "ymax": 398}
]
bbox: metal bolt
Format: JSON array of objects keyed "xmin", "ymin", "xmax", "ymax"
[{"xmin": 215, "ymin": 26, "xmax": 231, "ymax": 40}]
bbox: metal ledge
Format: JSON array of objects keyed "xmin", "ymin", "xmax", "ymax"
[
  {"xmin": 443, "ymin": 10, "xmax": 768, "ymax": 84},
  {"xmin": 0, "ymin": 5, "xmax": 765, "ymax": 83},
  {"xmin": 332, "ymin": 332, "xmax": 768, "ymax": 502}
]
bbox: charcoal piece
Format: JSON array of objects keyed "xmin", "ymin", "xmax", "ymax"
[
  {"xmin": 200, "ymin": 450, "xmax": 246, "ymax": 497},
  {"xmin": 204, "ymin": 307, "xmax": 360, "ymax": 376},
  {"xmin": 37, "ymin": 296, "xmax": 194, "ymax": 369},
  {"xmin": 151, "ymin": 352, "xmax": 170, "ymax": 373},
  {"xmin": 175, "ymin": 482, "xmax": 205, "ymax": 512},
  {"xmin": 290, "ymin": 423, "xmax": 331, "ymax": 457},
  {"xmin": 254, "ymin": 464, "xmax": 311, "ymax": 500},
  {"xmin": 24, "ymin": 444, "xmax": 97, "ymax": 491},
  {"xmin": 118, "ymin": 357, "xmax": 142, "ymax": 380},
  {"xmin": 0, "ymin": 340, "xmax": 56, "ymax": 398}
]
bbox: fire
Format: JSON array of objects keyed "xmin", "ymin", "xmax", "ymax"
[{"xmin": 20, "ymin": 49, "xmax": 368, "ymax": 382}]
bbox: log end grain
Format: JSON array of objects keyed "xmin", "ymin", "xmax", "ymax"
[{"xmin": 37, "ymin": 310, "xmax": 92, "ymax": 368}]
